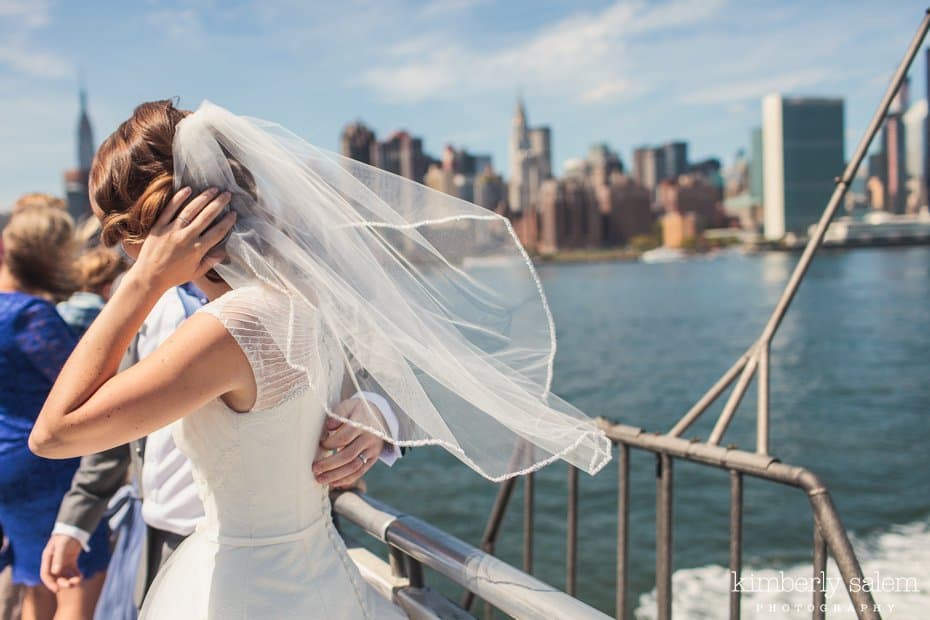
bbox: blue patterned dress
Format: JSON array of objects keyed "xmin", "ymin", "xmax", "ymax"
[{"xmin": 0, "ymin": 291, "xmax": 109, "ymax": 585}]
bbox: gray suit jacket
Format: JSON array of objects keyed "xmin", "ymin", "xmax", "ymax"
[
  {"xmin": 55, "ymin": 330, "xmax": 147, "ymax": 535},
  {"xmin": 54, "ymin": 441, "xmax": 143, "ymax": 535}
]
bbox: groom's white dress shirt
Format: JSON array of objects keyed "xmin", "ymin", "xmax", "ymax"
[{"xmin": 55, "ymin": 286, "xmax": 401, "ymax": 547}]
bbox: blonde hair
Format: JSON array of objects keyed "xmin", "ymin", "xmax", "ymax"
[
  {"xmin": 2, "ymin": 205, "xmax": 78, "ymax": 300},
  {"xmin": 12, "ymin": 193, "xmax": 67, "ymax": 214},
  {"xmin": 75, "ymin": 246, "xmax": 127, "ymax": 295}
]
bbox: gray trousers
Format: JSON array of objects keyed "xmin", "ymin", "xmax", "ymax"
[{"xmin": 135, "ymin": 527, "xmax": 186, "ymax": 608}]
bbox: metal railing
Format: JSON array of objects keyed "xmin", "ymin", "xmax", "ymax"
[
  {"xmin": 469, "ymin": 8, "xmax": 930, "ymax": 620},
  {"xmin": 332, "ymin": 491, "xmax": 613, "ymax": 620}
]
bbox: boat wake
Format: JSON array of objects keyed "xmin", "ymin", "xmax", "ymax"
[{"xmin": 635, "ymin": 517, "xmax": 929, "ymax": 619}]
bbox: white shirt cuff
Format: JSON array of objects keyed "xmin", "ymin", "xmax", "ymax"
[
  {"xmin": 352, "ymin": 391, "xmax": 402, "ymax": 466},
  {"xmin": 52, "ymin": 522, "xmax": 92, "ymax": 552}
]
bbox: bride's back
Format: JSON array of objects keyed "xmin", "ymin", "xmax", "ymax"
[{"xmin": 140, "ymin": 283, "xmax": 409, "ymax": 619}]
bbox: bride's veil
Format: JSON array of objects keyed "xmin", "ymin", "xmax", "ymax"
[{"xmin": 172, "ymin": 101, "xmax": 611, "ymax": 482}]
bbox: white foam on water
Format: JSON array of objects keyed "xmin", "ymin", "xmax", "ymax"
[{"xmin": 634, "ymin": 519, "xmax": 930, "ymax": 619}]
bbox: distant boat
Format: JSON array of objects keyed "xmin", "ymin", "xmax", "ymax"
[{"xmin": 640, "ymin": 247, "xmax": 686, "ymax": 263}]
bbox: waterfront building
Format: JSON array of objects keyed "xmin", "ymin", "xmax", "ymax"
[
  {"xmin": 424, "ymin": 163, "xmax": 456, "ymax": 197},
  {"xmin": 594, "ymin": 173, "xmax": 653, "ymax": 245},
  {"xmin": 473, "ymin": 167, "xmax": 506, "ymax": 212},
  {"xmin": 661, "ymin": 210, "xmax": 698, "ymax": 248},
  {"xmin": 508, "ymin": 97, "xmax": 552, "ymax": 213},
  {"xmin": 340, "ymin": 122, "xmax": 377, "ymax": 165},
  {"xmin": 632, "ymin": 147, "xmax": 660, "ymax": 189},
  {"xmin": 375, "ymin": 130, "xmax": 430, "ymax": 183},
  {"xmin": 925, "ymin": 47, "xmax": 930, "ymax": 204},
  {"xmin": 762, "ymin": 94, "xmax": 845, "ymax": 240},
  {"xmin": 882, "ymin": 79, "xmax": 909, "ymax": 213},
  {"xmin": 433, "ymin": 145, "xmax": 495, "ymax": 205},
  {"xmin": 587, "ymin": 143, "xmax": 624, "ymax": 186},
  {"xmin": 657, "ymin": 173, "xmax": 725, "ymax": 231},
  {"xmin": 662, "ymin": 141, "xmax": 688, "ymax": 179},
  {"xmin": 537, "ymin": 177, "xmax": 601, "ymax": 253},
  {"xmin": 903, "ymin": 98, "xmax": 927, "ymax": 213},
  {"xmin": 632, "ymin": 141, "xmax": 689, "ymax": 190},
  {"xmin": 749, "ymin": 127, "xmax": 763, "ymax": 201}
]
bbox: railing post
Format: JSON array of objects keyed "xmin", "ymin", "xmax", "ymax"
[
  {"xmin": 524, "ymin": 471, "xmax": 535, "ymax": 574},
  {"xmin": 757, "ymin": 340, "xmax": 770, "ymax": 455},
  {"xmin": 463, "ymin": 476, "xmax": 517, "ymax": 611},
  {"xmin": 813, "ymin": 525, "xmax": 827, "ymax": 620},
  {"xmin": 567, "ymin": 465, "xmax": 579, "ymax": 596},
  {"xmin": 656, "ymin": 453, "xmax": 673, "ymax": 620},
  {"xmin": 729, "ymin": 471, "xmax": 743, "ymax": 620},
  {"xmin": 616, "ymin": 444, "xmax": 630, "ymax": 620}
]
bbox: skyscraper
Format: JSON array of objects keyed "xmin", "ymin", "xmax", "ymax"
[
  {"xmin": 925, "ymin": 46, "xmax": 930, "ymax": 203},
  {"xmin": 749, "ymin": 127, "xmax": 763, "ymax": 201},
  {"xmin": 632, "ymin": 141, "xmax": 688, "ymax": 190},
  {"xmin": 762, "ymin": 94, "xmax": 844, "ymax": 240},
  {"xmin": 902, "ymin": 98, "xmax": 927, "ymax": 212},
  {"xmin": 508, "ymin": 97, "xmax": 552, "ymax": 212},
  {"xmin": 882, "ymin": 78, "xmax": 909, "ymax": 213},
  {"xmin": 63, "ymin": 88, "xmax": 94, "ymax": 220},
  {"xmin": 662, "ymin": 141, "xmax": 688, "ymax": 179},
  {"xmin": 340, "ymin": 121, "xmax": 377, "ymax": 165},
  {"xmin": 375, "ymin": 131, "xmax": 429, "ymax": 182}
]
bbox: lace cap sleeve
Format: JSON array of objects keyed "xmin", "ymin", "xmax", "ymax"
[{"xmin": 198, "ymin": 285, "xmax": 313, "ymax": 411}]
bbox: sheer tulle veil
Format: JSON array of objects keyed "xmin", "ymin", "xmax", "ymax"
[{"xmin": 172, "ymin": 101, "xmax": 611, "ymax": 482}]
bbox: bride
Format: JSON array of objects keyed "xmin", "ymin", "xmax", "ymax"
[{"xmin": 29, "ymin": 100, "xmax": 611, "ymax": 618}]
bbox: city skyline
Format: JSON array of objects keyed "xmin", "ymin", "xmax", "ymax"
[{"xmin": 1, "ymin": 0, "xmax": 928, "ymax": 208}]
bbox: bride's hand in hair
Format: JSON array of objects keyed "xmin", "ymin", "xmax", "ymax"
[{"xmin": 131, "ymin": 186, "xmax": 236, "ymax": 291}]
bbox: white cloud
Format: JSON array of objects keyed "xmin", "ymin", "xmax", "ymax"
[
  {"xmin": 419, "ymin": 0, "xmax": 492, "ymax": 18},
  {"xmin": 0, "ymin": 0, "xmax": 50, "ymax": 28},
  {"xmin": 145, "ymin": 8, "xmax": 208, "ymax": 41},
  {"xmin": 682, "ymin": 68, "xmax": 831, "ymax": 105},
  {"xmin": 581, "ymin": 78, "xmax": 642, "ymax": 103},
  {"xmin": 353, "ymin": 0, "xmax": 726, "ymax": 104},
  {"xmin": 0, "ymin": 0, "xmax": 70, "ymax": 79}
]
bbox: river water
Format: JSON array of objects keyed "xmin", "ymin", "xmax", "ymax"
[{"xmin": 361, "ymin": 246, "xmax": 930, "ymax": 618}]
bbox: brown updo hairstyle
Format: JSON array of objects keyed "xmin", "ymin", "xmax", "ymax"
[
  {"xmin": 90, "ymin": 99, "xmax": 191, "ymax": 248},
  {"xmin": 2, "ymin": 205, "xmax": 78, "ymax": 300},
  {"xmin": 90, "ymin": 99, "xmax": 255, "ymax": 283}
]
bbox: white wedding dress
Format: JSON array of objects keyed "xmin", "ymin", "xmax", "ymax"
[{"xmin": 140, "ymin": 285, "xmax": 407, "ymax": 619}]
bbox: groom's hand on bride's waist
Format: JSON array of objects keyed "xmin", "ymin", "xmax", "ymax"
[{"xmin": 312, "ymin": 397, "xmax": 394, "ymax": 489}]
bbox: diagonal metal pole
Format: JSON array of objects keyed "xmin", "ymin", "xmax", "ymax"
[
  {"xmin": 757, "ymin": 11, "xmax": 930, "ymax": 346},
  {"xmin": 674, "ymin": 8, "xmax": 930, "ymax": 448}
]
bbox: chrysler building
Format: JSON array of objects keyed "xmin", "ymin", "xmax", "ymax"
[{"xmin": 508, "ymin": 97, "xmax": 552, "ymax": 212}]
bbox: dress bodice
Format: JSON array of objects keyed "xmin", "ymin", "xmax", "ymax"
[{"xmin": 174, "ymin": 285, "xmax": 340, "ymax": 543}]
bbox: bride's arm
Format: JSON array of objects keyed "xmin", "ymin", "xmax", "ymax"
[{"xmin": 30, "ymin": 188, "xmax": 240, "ymax": 459}]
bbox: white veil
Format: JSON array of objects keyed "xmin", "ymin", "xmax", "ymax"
[{"xmin": 173, "ymin": 101, "xmax": 611, "ymax": 482}]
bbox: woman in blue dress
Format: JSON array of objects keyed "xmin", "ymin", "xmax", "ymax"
[{"xmin": 0, "ymin": 205, "xmax": 110, "ymax": 619}]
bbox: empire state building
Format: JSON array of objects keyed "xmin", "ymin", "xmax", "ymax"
[{"xmin": 63, "ymin": 88, "xmax": 95, "ymax": 220}]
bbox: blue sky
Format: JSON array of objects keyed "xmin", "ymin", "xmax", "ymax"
[{"xmin": 1, "ymin": 0, "xmax": 928, "ymax": 208}]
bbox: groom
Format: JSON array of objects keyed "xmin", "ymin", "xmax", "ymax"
[{"xmin": 39, "ymin": 281, "xmax": 402, "ymax": 605}]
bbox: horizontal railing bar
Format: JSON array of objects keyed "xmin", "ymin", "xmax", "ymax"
[{"xmin": 333, "ymin": 492, "xmax": 612, "ymax": 620}]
